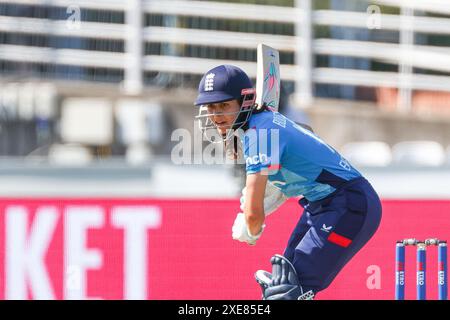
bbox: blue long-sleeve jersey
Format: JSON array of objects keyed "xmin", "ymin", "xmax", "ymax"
[{"xmin": 240, "ymin": 110, "xmax": 362, "ymax": 201}]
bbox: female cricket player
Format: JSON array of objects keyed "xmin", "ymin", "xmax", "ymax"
[{"xmin": 194, "ymin": 64, "xmax": 382, "ymax": 300}]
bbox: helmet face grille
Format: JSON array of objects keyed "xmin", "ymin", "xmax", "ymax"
[{"xmin": 195, "ymin": 88, "xmax": 256, "ymax": 143}]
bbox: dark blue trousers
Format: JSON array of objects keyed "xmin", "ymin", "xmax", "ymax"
[{"xmin": 283, "ymin": 177, "xmax": 382, "ymax": 294}]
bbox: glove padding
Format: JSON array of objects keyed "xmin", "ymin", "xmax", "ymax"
[
  {"xmin": 255, "ymin": 269, "xmax": 272, "ymax": 299},
  {"xmin": 264, "ymin": 254, "xmax": 312, "ymax": 300},
  {"xmin": 231, "ymin": 213, "xmax": 264, "ymax": 245},
  {"xmin": 240, "ymin": 182, "xmax": 287, "ymax": 216}
]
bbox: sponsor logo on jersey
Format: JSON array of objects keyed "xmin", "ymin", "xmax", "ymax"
[{"xmin": 246, "ymin": 153, "xmax": 270, "ymax": 167}]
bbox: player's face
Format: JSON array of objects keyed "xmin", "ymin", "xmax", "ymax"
[{"xmin": 206, "ymin": 100, "xmax": 240, "ymax": 136}]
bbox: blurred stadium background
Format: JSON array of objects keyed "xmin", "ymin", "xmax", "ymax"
[{"xmin": 0, "ymin": 0, "xmax": 450, "ymax": 300}]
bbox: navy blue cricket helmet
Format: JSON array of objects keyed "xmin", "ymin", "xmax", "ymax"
[
  {"xmin": 194, "ymin": 64, "xmax": 257, "ymax": 143},
  {"xmin": 194, "ymin": 65, "xmax": 253, "ymax": 106}
]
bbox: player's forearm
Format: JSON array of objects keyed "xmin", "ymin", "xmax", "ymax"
[
  {"xmin": 243, "ymin": 173, "xmax": 268, "ymax": 237},
  {"xmin": 245, "ymin": 208, "xmax": 265, "ymax": 236}
]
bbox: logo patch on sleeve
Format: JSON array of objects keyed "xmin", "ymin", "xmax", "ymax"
[{"xmin": 246, "ymin": 153, "xmax": 270, "ymax": 166}]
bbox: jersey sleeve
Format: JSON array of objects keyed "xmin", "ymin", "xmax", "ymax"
[{"xmin": 243, "ymin": 123, "xmax": 285, "ymax": 175}]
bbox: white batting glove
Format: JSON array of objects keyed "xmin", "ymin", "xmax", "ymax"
[
  {"xmin": 232, "ymin": 213, "xmax": 265, "ymax": 245},
  {"xmin": 240, "ymin": 182, "xmax": 288, "ymax": 217}
]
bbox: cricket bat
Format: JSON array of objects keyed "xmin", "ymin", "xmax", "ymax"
[{"xmin": 255, "ymin": 44, "xmax": 281, "ymax": 111}]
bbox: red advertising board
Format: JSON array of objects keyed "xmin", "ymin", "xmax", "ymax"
[{"xmin": 0, "ymin": 198, "xmax": 449, "ymax": 300}]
